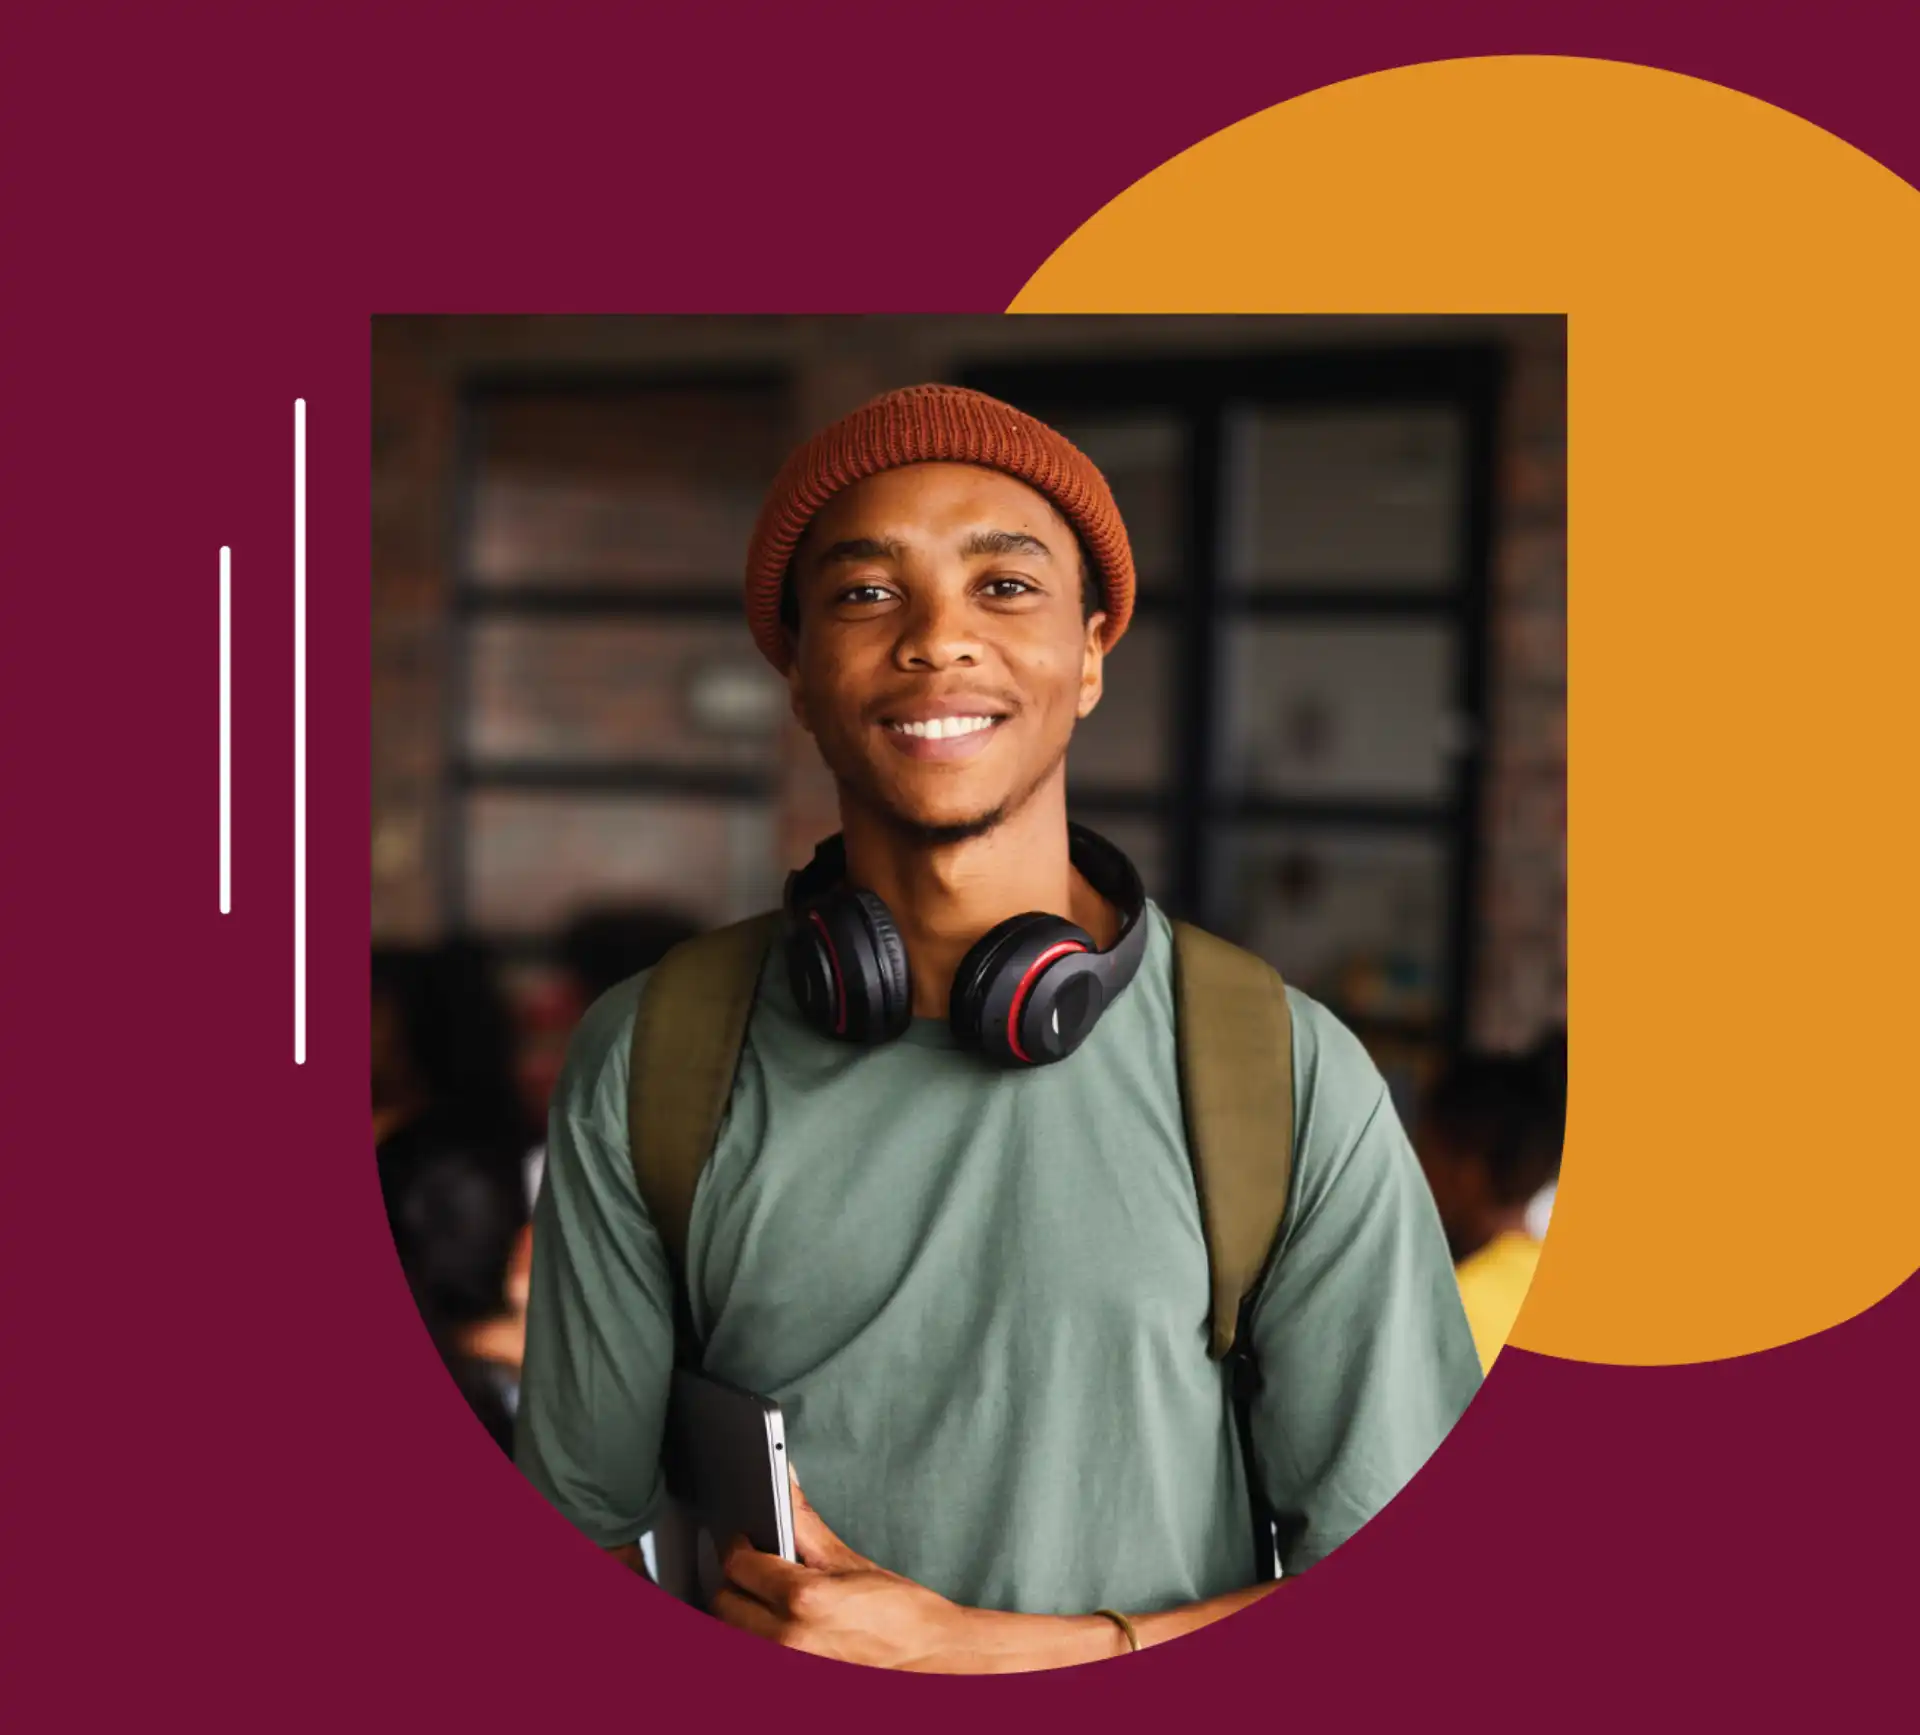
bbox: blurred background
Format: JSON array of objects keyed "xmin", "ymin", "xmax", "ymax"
[{"xmin": 371, "ymin": 314, "xmax": 1567, "ymax": 1434}]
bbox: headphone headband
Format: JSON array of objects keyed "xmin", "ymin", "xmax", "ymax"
[
  {"xmin": 782, "ymin": 823, "xmax": 1150, "ymax": 1066},
  {"xmin": 787, "ymin": 824, "xmax": 1143, "ymax": 931}
]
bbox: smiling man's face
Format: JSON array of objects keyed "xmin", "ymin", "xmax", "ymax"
[{"xmin": 785, "ymin": 462, "xmax": 1107, "ymax": 843}]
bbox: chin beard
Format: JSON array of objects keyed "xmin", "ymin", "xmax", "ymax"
[
  {"xmin": 827, "ymin": 727, "xmax": 1069, "ymax": 850},
  {"xmin": 883, "ymin": 805, "xmax": 1008, "ymax": 848}
]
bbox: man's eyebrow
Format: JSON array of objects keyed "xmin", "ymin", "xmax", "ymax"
[
  {"xmin": 959, "ymin": 528, "xmax": 1055, "ymax": 562},
  {"xmin": 811, "ymin": 536, "xmax": 908, "ymax": 568}
]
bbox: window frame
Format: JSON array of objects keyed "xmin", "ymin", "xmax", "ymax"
[
  {"xmin": 962, "ymin": 344, "xmax": 1506, "ymax": 1054},
  {"xmin": 444, "ymin": 367, "xmax": 793, "ymax": 944}
]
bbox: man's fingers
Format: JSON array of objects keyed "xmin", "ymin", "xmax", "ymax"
[
  {"xmin": 785, "ymin": 1463, "xmax": 835, "ymax": 1565},
  {"xmin": 722, "ymin": 1534, "xmax": 811, "ymax": 1612},
  {"xmin": 711, "ymin": 1584, "xmax": 785, "ymax": 1642},
  {"xmin": 783, "ymin": 1469, "xmax": 869, "ymax": 1573},
  {"xmin": 789, "ymin": 1482, "xmax": 854, "ymax": 1570}
]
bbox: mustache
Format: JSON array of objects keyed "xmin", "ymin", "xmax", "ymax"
[{"xmin": 864, "ymin": 691, "xmax": 1020, "ymax": 721}]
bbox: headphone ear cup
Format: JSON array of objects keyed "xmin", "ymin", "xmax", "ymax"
[
  {"xmin": 785, "ymin": 914, "xmax": 841, "ymax": 1035},
  {"xmin": 786, "ymin": 891, "xmax": 911, "ymax": 1044},
  {"xmin": 950, "ymin": 914, "xmax": 1092, "ymax": 1062},
  {"xmin": 949, "ymin": 914, "xmax": 1050, "ymax": 1048},
  {"xmin": 847, "ymin": 888, "xmax": 913, "ymax": 1041}
]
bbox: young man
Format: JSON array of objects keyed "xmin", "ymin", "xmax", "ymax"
[{"xmin": 515, "ymin": 385, "xmax": 1480, "ymax": 1670}]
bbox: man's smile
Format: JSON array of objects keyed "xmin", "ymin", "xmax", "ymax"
[
  {"xmin": 879, "ymin": 712, "xmax": 1009, "ymax": 761},
  {"xmin": 872, "ymin": 691, "xmax": 1014, "ymax": 762}
]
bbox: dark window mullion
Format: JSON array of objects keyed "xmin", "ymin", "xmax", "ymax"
[
  {"xmin": 456, "ymin": 761, "xmax": 776, "ymax": 800},
  {"xmin": 1443, "ymin": 351, "xmax": 1505, "ymax": 1052},
  {"xmin": 1201, "ymin": 796, "xmax": 1452, "ymax": 830},
  {"xmin": 460, "ymin": 587, "xmax": 747, "ymax": 619},
  {"xmin": 443, "ymin": 391, "xmax": 483, "ymax": 932},
  {"xmin": 1223, "ymin": 589, "xmax": 1459, "ymax": 619},
  {"xmin": 1172, "ymin": 407, "xmax": 1225, "ymax": 924}
]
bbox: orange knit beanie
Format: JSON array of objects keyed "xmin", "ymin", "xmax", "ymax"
[{"xmin": 742, "ymin": 384, "xmax": 1136, "ymax": 672}]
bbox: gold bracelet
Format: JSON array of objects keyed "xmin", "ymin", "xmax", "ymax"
[{"xmin": 1093, "ymin": 1607, "xmax": 1141, "ymax": 1654}]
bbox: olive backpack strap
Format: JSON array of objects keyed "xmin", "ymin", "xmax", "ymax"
[
  {"xmin": 626, "ymin": 910, "xmax": 785, "ymax": 1358},
  {"xmin": 1170, "ymin": 919, "xmax": 1296, "ymax": 1578}
]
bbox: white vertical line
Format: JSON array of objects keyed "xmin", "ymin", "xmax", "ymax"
[
  {"xmin": 220, "ymin": 547, "xmax": 231, "ymax": 913},
  {"xmin": 294, "ymin": 400, "xmax": 307, "ymax": 1065}
]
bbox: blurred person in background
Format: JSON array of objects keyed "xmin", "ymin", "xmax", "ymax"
[
  {"xmin": 373, "ymin": 942, "xmax": 535, "ymax": 1449},
  {"xmin": 1414, "ymin": 1029, "xmax": 1566, "ymax": 1371},
  {"xmin": 517, "ymin": 385, "xmax": 1479, "ymax": 1670},
  {"xmin": 561, "ymin": 907, "xmax": 706, "ymax": 1006},
  {"xmin": 372, "ymin": 941, "xmax": 531, "ymax": 1209},
  {"xmin": 514, "ymin": 905, "xmax": 704, "ymax": 1211},
  {"xmin": 388, "ymin": 1144, "xmax": 531, "ymax": 1455}
]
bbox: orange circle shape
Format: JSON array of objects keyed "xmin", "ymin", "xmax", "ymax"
[{"xmin": 1011, "ymin": 56, "xmax": 1920, "ymax": 1365}]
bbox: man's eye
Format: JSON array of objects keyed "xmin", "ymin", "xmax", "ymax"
[
  {"xmin": 983, "ymin": 577, "xmax": 1037, "ymax": 598},
  {"xmin": 837, "ymin": 584, "xmax": 893, "ymax": 605}
]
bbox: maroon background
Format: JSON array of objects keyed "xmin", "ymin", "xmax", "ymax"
[{"xmin": 4, "ymin": 1, "xmax": 1916, "ymax": 1724}]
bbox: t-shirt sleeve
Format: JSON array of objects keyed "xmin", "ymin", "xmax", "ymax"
[
  {"xmin": 1244, "ymin": 991, "xmax": 1482, "ymax": 1575},
  {"xmin": 513, "ymin": 973, "xmax": 678, "ymax": 1547}
]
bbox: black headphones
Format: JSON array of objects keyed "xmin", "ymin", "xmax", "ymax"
[{"xmin": 783, "ymin": 822, "xmax": 1150, "ymax": 1067}]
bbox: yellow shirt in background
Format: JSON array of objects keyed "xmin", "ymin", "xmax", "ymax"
[{"xmin": 1455, "ymin": 1231, "xmax": 1543, "ymax": 1372}]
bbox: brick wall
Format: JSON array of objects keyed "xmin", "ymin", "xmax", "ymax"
[{"xmin": 371, "ymin": 320, "xmax": 455, "ymax": 942}]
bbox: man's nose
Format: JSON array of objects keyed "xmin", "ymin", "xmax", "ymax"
[{"xmin": 893, "ymin": 585, "xmax": 982, "ymax": 670}]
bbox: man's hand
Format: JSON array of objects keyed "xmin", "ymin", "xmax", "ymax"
[
  {"xmin": 710, "ymin": 1467, "xmax": 1278, "ymax": 1673},
  {"xmin": 711, "ymin": 1470, "xmax": 982, "ymax": 1671}
]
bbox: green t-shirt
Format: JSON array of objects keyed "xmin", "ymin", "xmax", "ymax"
[{"xmin": 515, "ymin": 903, "xmax": 1480, "ymax": 1614}]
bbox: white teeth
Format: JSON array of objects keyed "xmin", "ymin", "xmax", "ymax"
[{"xmin": 890, "ymin": 715, "xmax": 996, "ymax": 740}]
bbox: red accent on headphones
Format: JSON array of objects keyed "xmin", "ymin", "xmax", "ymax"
[
  {"xmin": 1006, "ymin": 939, "xmax": 1090, "ymax": 1064},
  {"xmin": 808, "ymin": 909, "xmax": 848, "ymax": 1036},
  {"xmin": 783, "ymin": 822, "xmax": 1147, "ymax": 1065}
]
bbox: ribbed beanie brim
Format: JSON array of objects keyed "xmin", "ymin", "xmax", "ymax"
[{"xmin": 743, "ymin": 384, "xmax": 1136, "ymax": 670}]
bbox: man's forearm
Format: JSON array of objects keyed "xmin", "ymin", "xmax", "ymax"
[
  {"xmin": 943, "ymin": 1580, "xmax": 1282, "ymax": 1673},
  {"xmin": 1133, "ymin": 1580, "xmax": 1281, "ymax": 1649}
]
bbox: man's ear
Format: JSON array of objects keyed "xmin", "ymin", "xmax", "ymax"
[{"xmin": 1076, "ymin": 611, "xmax": 1108, "ymax": 720}]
